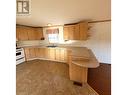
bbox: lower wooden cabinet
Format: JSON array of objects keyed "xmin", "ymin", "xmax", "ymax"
[
  {"xmin": 68, "ymin": 54, "xmax": 88, "ymax": 83},
  {"xmin": 24, "ymin": 48, "xmax": 30, "ymax": 60},
  {"xmin": 46, "ymin": 48, "xmax": 55, "ymax": 60},
  {"xmin": 24, "ymin": 47, "xmax": 68, "ymax": 62},
  {"xmin": 47, "ymin": 48, "xmax": 68, "ymax": 62},
  {"xmin": 24, "ymin": 48, "xmax": 36, "ymax": 60},
  {"xmin": 37, "ymin": 48, "xmax": 46, "ymax": 58},
  {"xmin": 69, "ymin": 63, "xmax": 88, "ymax": 83},
  {"xmin": 29, "ymin": 48, "xmax": 36, "ymax": 58}
]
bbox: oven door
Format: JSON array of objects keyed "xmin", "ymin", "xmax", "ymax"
[
  {"xmin": 16, "ymin": 50, "xmax": 24, "ymax": 59},
  {"xmin": 16, "ymin": 48, "xmax": 25, "ymax": 65}
]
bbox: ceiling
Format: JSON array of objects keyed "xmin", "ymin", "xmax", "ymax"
[{"xmin": 16, "ymin": 0, "xmax": 111, "ymax": 27}]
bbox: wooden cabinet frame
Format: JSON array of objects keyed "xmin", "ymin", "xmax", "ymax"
[
  {"xmin": 16, "ymin": 26, "xmax": 43, "ymax": 41},
  {"xmin": 63, "ymin": 22, "xmax": 88, "ymax": 40}
]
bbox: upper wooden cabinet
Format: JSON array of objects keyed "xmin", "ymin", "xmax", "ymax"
[
  {"xmin": 79, "ymin": 22, "xmax": 88, "ymax": 40},
  {"xmin": 63, "ymin": 22, "xmax": 88, "ymax": 40},
  {"xmin": 16, "ymin": 27, "xmax": 29, "ymax": 41},
  {"xmin": 34, "ymin": 28, "xmax": 43, "ymax": 40},
  {"xmin": 16, "ymin": 26, "xmax": 43, "ymax": 41},
  {"xmin": 64, "ymin": 25, "xmax": 75, "ymax": 40},
  {"xmin": 27, "ymin": 27, "xmax": 36, "ymax": 40}
]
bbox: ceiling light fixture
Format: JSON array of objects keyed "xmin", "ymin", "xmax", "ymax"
[{"xmin": 47, "ymin": 23, "xmax": 52, "ymax": 26}]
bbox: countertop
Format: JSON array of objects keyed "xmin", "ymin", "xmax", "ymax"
[
  {"xmin": 66, "ymin": 47, "xmax": 90, "ymax": 58},
  {"xmin": 18, "ymin": 45, "xmax": 99, "ymax": 68},
  {"xmin": 71, "ymin": 49, "xmax": 99, "ymax": 68}
]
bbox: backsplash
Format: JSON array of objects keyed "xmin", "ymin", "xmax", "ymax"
[{"xmin": 17, "ymin": 40, "xmax": 87, "ymax": 47}]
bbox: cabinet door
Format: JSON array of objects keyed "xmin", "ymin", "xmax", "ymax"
[
  {"xmin": 44, "ymin": 48, "xmax": 49, "ymax": 59},
  {"xmin": 39, "ymin": 48, "xmax": 46, "ymax": 58},
  {"xmin": 29, "ymin": 48, "xmax": 36, "ymax": 58},
  {"xmin": 34, "ymin": 48, "xmax": 39, "ymax": 58},
  {"xmin": 24, "ymin": 48, "xmax": 30, "ymax": 60},
  {"xmin": 55, "ymin": 49, "xmax": 60, "ymax": 61},
  {"xmin": 79, "ymin": 22, "xmax": 88, "ymax": 40},
  {"xmin": 16, "ymin": 27, "xmax": 20, "ymax": 41},
  {"xmin": 64, "ymin": 49, "xmax": 68, "ymax": 62},
  {"xmin": 27, "ymin": 27, "xmax": 36, "ymax": 40},
  {"xmin": 64, "ymin": 25, "xmax": 75, "ymax": 40},
  {"xmin": 74, "ymin": 24, "xmax": 80, "ymax": 40},
  {"xmin": 69, "ymin": 63, "xmax": 88, "ymax": 83},
  {"xmin": 60, "ymin": 49, "xmax": 65, "ymax": 61},
  {"xmin": 49, "ymin": 48, "xmax": 55, "ymax": 60},
  {"xmin": 34, "ymin": 28, "xmax": 43, "ymax": 40},
  {"xmin": 64, "ymin": 26, "xmax": 69, "ymax": 40},
  {"xmin": 68, "ymin": 25, "xmax": 75, "ymax": 40},
  {"xmin": 17, "ymin": 27, "xmax": 29, "ymax": 41}
]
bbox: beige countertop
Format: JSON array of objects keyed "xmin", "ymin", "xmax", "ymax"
[
  {"xmin": 71, "ymin": 49, "xmax": 99, "ymax": 68},
  {"xmin": 66, "ymin": 47, "xmax": 90, "ymax": 58},
  {"xmin": 20, "ymin": 45, "xmax": 99, "ymax": 68}
]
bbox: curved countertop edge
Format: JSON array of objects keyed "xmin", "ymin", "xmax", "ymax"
[
  {"xmin": 72, "ymin": 60, "xmax": 100, "ymax": 68},
  {"xmin": 71, "ymin": 49, "xmax": 100, "ymax": 68}
]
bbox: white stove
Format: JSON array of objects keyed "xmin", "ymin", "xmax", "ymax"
[{"xmin": 16, "ymin": 48, "xmax": 25, "ymax": 65}]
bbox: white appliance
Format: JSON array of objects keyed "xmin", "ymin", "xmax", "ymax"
[{"xmin": 16, "ymin": 48, "xmax": 25, "ymax": 65}]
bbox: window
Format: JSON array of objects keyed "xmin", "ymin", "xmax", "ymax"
[{"xmin": 46, "ymin": 28, "xmax": 59, "ymax": 43}]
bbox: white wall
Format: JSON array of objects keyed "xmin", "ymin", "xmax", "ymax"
[{"xmin": 85, "ymin": 22, "xmax": 111, "ymax": 64}]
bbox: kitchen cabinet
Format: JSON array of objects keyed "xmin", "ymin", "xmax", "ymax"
[
  {"xmin": 68, "ymin": 50, "xmax": 88, "ymax": 83},
  {"xmin": 36, "ymin": 48, "xmax": 46, "ymax": 58},
  {"xmin": 29, "ymin": 48, "xmax": 36, "ymax": 58},
  {"xmin": 24, "ymin": 48, "xmax": 36, "ymax": 60},
  {"xmin": 60, "ymin": 49, "xmax": 66, "ymax": 61},
  {"xmin": 69, "ymin": 62, "xmax": 88, "ymax": 83},
  {"xmin": 16, "ymin": 27, "xmax": 20, "ymax": 41},
  {"xmin": 46, "ymin": 48, "xmax": 67, "ymax": 62},
  {"xmin": 16, "ymin": 27, "xmax": 29, "ymax": 41},
  {"xmin": 48, "ymin": 48, "xmax": 56, "ymax": 60},
  {"xmin": 68, "ymin": 25, "xmax": 75, "ymax": 40},
  {"xmin": 27, "ymin": 28, "xmax": 36, "ymax": 40},
  {"xmin": 63, "ymin": 27, "xmax": 69, "ymax": 40},
  {"xmin": 16, "ymin": 26, "xmax": 43, "ymax": 41},
  {"xmin": 24, "ymin": 48, "xmax": 31, "ymax": 60},
  {"xmin": 79, "ymin": 22, "xmax": 88, "ymax": 40},
  {"xmin": 34, "ymin": 28, "xmax": 43, "ymax": 40},
  {"xmin": 55, "ymin": 48, "xmax": 68, "ymax": 62},
  {"xmin": 27, "ymin": 27, "xmax": 43, "ymax": 40},
  {"xmin": 68, "ymin": 48, "xmax": 99, "ymax": 83},
  {"xmin": 74, "ymin": 24, "xmax": 80, "ymax": 40},
  {"xmin": 24, "ymin": 47, "xmax": 68, "ymax": 62},
  {"xmin": 63, "ymin": 22, "xmax": 88, "ymax": 40},
  {"xmin": 55, "ymin": 49, "xmax": 60, "ymax": 60},
  {"xmin": 64, "ymin": 25, "xmax": 75, "ymax": 40}
]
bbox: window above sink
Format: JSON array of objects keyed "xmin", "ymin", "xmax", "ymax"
[{"xmin": 43, "ymin": 26, "xmax": 64, "ymax": 44}]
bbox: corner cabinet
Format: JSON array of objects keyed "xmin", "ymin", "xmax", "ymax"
[
  {"xmin": 16, "ymin": 26, "xmax": 43, "ymax": 41},
  {"xmin": 63, "ymin": 22, "xmax": 88, "ymax": 40}
]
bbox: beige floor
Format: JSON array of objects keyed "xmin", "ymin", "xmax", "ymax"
[{"xmin": 16, "ymin": 59, "xmax": 98, "ymax": 95}]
